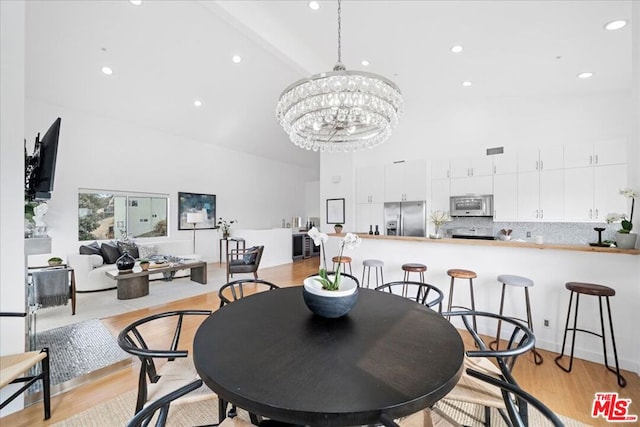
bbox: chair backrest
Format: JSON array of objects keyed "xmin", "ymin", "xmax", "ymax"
[
  {"xmin": 218, "ymin": 279, "xmax": 280, "ymax": 307},
  {"xmin": 466, "ymin": 369, "xmax": 564, "ymax": 427},
  {"xmin": 442, "ymin": 310, "xmax": 535, "ymax": 380},
  {"xmin": 375, "ymin": 281, "xmax": 444, "ymax": 312},
  {"xmin": 117, "ymin": 310, "xmax": 212, "ymax": 413},
  {"xmin": 126, "ymin": 379, "xmax": 203, "ymax": 427}
]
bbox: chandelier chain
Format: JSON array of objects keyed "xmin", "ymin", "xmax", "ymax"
[{"xmin": 337, "ymin": 0, "xmax": 342, "ymax": 64}]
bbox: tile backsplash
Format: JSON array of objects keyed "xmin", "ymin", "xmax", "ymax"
[{"xmin": 440, "ymin": 217, "xmax": 622, "ymax": 245}]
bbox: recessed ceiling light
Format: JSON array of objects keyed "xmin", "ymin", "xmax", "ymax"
[
  {"xmin": 129, "ymin": 0, "xmax": 142, "ymax": 6},
  {"xmin": 232, "ymin": 55, "xmax": 242, "ymax": 64},
  {"xmin": 451, "ymin": 45, "xmax": 464, "ymax": 53},
  {"xmin": 577, "ymin": 72, "xmax": 593, "ymax": 79},
  {"xmin": 309, "ymin": 1, "xmax": 320, "ymax": 10},
  {"xmin": 462, "ymin": 81, "xmax": 472, "ymax": 87},
  {"xmin": 194, "ymin": 100, "xmax": 202, "ymax": 107},
  {"xmin": 604, "ymin": 20, "xmax": 627, "ymax": 31},
  {"xmin": 361, "ymin": 60, "xmax": 370, "ymax": 66},
  {"xmin": 101, "ymin": 66, "xmax": 113, "ymax": 75}
]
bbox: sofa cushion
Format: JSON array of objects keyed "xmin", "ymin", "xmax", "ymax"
[
  {"xmin": 101, "ymin": 242, "xmax": 121, "ymax": 264},
  {"xmin": 138, "ymin": 244, "xmax": 158, "ymax": 259},
  {"xmin": 89, "ymin": 254, "xmax": 104, "ymax": 268},
  {"xmin": 117, "ymin": 240, "xmax": 139, "ymax": 259},
  {"xmin": 243, "ymin": 247, "xmax": 258, "ymax": 265},
  {"xmin": 79, "ymin": 241, "xmax": 102, "ymax": 256}
]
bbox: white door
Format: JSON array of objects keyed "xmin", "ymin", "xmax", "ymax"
[
  {"xmin": 539, "ymin": 169, "xmax": 564, "ymax": 220},
  {"xmin": 564, "ymin": 167, "xmax": 593, "ymax": 221},
  {"xmin": 493, "ymin": 173, "xmax": 518, "ymax": 221},
  {"xmin": 517, "ymin": 171, "xmax": 540, "ymax": 221}
]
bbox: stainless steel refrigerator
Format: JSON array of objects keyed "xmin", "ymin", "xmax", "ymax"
[{"xmin": 383, "ymin": 201, "xmax": 427, "ymax": 237}]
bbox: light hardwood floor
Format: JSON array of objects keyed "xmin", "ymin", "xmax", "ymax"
[{"xmin": 3, "ymin": 258, "xmax": 638, "ymax": 426}]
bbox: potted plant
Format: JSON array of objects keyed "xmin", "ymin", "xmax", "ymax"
[
  {"xmin": 607, "ymin": 188, "xmax": 637, "ymax": 249},
  {"xmin": 47, "ymin": 256, "xmax": 63, "ymax": 266},
  {"xmin": 333, "ymin": 224, "xmax": 343, "ymax": 234},
  {"xmin": 139, "ymin": 259, "xmax": 150, "ymax": 271},
  {"xmin": 303, "ymin": 227, "xmax": 361, "ymax": 318},
  {"xmin": 217, "ymin": 218, "xmax": 236, "ymax": 239},
  {"xmin": 429, "ymin": 210, "xmax": 451, "ymax": 239}
]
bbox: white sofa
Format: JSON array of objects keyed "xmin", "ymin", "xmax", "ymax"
[{"xmin": 68, "ymin": 240, "xmax": 201, "ymax": 292}]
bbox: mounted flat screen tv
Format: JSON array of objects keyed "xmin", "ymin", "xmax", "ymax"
[{"xmin": 26, "ymin": 117, "xmax": 61, "ymax": 201}]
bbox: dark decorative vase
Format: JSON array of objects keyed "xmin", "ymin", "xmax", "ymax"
[
  {"xmin": 116, "ymin": 251, "xmax": 135, "ymax": 272},
  {"xmin": 302, "ymin": 276, "xmax": 359, "ymax": 318}
]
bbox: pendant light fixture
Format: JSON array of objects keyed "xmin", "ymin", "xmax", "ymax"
[{"xmin": 276, "ymin": 0, "xmax": 404, "ymax": 152}]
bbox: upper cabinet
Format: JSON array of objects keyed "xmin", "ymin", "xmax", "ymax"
[
  {"xmin": 492, "ymin": 152, "xmax": 518, "ymax": 175},
  {"xmin": 384, "ymin": 160, "xmax": 427, "ymax": 202},
  {"xmin": 356, "ymin": 165, "xmax": 385, "ymax": 204},
  {"xmin": 450, "ymin": 156, "xmax": 493, "ymax": 179},
  {"xmin": 430, "ymin": 158, "xmax": 451, "ymax": 180},
  {"xmin": 564, "ymin": 139, "xmax": 627, "ymax": 169},
  {"xmin": 517, "ymin": 146, "xmax": 564, "ymax": 173}
]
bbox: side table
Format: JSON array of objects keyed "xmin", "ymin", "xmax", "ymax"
[{"xmin": 219, "ymin": 238, "xmax": 246, "ymax": 265}]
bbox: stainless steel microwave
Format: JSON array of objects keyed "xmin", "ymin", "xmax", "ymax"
[{"xmin": 450, "ymin": 194, "xmax": 494, "ymax": 217}]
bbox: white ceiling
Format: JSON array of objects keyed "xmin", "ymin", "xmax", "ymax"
[{"xmin": 25, "ymin": 1, "xmax": 633, "ymax": 170}]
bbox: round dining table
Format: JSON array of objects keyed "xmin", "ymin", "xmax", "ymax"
[{"xmin": 193, "ymin": 287, "xmax": 464, "ymax": 427}]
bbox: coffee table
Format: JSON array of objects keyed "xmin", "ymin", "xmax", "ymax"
[{"xmin": 105, "ymin": 260, "xmax": 207, "ymax": 300}]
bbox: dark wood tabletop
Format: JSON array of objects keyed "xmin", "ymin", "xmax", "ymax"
[{"xmin": 193, "ymin": 287, "xmax": 464, "ymax": 427}]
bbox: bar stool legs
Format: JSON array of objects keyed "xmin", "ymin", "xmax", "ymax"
[
  {"xmin": 554, "ymin": 283, "xmax": 626, "ymax": 387},
  {"xmin": 446, "ymin": 269, "xmax": 477, "ymax": 333},
  {"xmin": 362, "ymin": 259, "xmax": 384, "ymax": 289},
  {"xmin": 401, "ymin": 263, "xmax": 427, "ymax": 297}
]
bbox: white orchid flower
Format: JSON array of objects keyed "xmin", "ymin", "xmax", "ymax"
[
  {"xmin": 619, "ymin": 188, "xmax": 638, "ymax": 198},
  {"xmin": 605, "ymin": 213, "xmax": 626, "ymax": 224},
  {"xmin": 341, "ymin": 233, "xmax": 361, "ymax": 250},
  {"xmin": 307, "ymin": 227, "xmax": 328, "ymax": 246}
]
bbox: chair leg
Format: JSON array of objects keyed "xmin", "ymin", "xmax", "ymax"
[
  {"xmin": 525, "ymin": 287, "xmax": 543, "ymax": 365},
  {"xmin": 555, "ymin": 292, "xmax": 579, "ymax": 372},
  {"xmin": 42, "ymin": 348, "xmax": 51, "ymax": 420},
  {"xmin": 490, "ymin": 283, "xmax": 507, "ymax": 351},
  {"xmin": 469, "ymin": 278, "xmax": 477, "ymax": 333},
  {"xmin": 446, "ymin": 276, "xmax": 455, "ymax": 320},
  {"xmin": 70, "ymin": 270, "xmax": 76, "ymax": 315},
  {"xmin": 601, "ymin": 297, "xmax": 626, "ymax": 387}
]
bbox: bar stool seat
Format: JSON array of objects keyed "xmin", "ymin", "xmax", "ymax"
[
  {"xmin": 490, "ymin": 274, "xmax": 543, "ymax": 364},
  {"xmin": 401, "ymin": 263, "xmax": 427, "ymax": 282},
  {"xmin": 445, "ymin": 269, "xmax": 477, "ymax": 332},
  {"xmin": 555, "ymin": 282, "xmax": 626, "ymax": 387},
  {"xmin": 332, "ymin": 256, "xmax": 353, "ymax": 275},
  {"xmin": 361, "ymin": 259, "xmax": 384, "ymax": 289}
]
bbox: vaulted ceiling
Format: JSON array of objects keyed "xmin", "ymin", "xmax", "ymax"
[{"xmin": 25, "ymin": 1, "xmax": 633, "ymax": 171}]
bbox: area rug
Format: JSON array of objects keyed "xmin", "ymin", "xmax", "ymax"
[
  {"xmin": 29, "ymin": 318, "xmax": 130, "ymax": 397},
  {"xmin": 52, "ymin": 389, "xmax": 592, "ymax": 427}
]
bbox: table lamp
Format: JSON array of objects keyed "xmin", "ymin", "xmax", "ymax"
[{"xmin": 186, "ymin": 211, "xmax": 206, "ymax": 254}]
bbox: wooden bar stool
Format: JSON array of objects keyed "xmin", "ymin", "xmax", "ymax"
[
  {"xmin": 361, "ymin": 259, "xmax": 384, "ymax": 289},
  {"xmin": 401, "ymin": 263, "xmax": 427, "ymax": 297},
  {"xmin": 332, "ymin": 256, "xmax": 353, "ymax": 275},
  {"xmin": 489, "ymin": 274, "xmax": 543, "ymax": 365},
  {"xmin": 446, "ymin": 269, "xmax": 477, "ymax": 332},
  {"xmin": 554, "ymin": 282, "xmax": 626, "ymax": 387}
]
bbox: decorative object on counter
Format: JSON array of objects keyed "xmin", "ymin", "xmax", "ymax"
[
  {"xmin": 429, "ymin": 210, "xmax": 451, "ymax": 239},
  {"xmin": 217, "ymin": 218, "xmax": 236, "ymax": 240},
  {"xmin": 534, "ymin": 235, "xmax": 544, "ymax": 244},
  {"xmin": 333, "ymin": 223, "xmax": 343, "ymax": 234},
  {"xmin": 369, "ymin": 225, "xmax": 374, "ymax": 235},
  {"xmin": 307, "ymin": 227, "xmax": 361, "ymax": 291},
  {"xmin": 276, "ymin": 0, "xmax": 403, "ymax": 153},
  {"xmin": 47, "ymin": 256, "xmax": 63, "ymax": 266},
  {"xmin": 139, "ymin": 259, "xmax": 150, "ymax": 271},
  {"xmin": 499, "ymin": 228, "xmax": 512, "ymax": 241},
  {"xmin": 589, "ymin": 227, "xmax": 610, "ymax": 247},
  {"xmin": 374, "ymin": 225, "xmax": 380, "ymax": 235},
  {"xmin": 607, "ymin": 187, "xmax": 637, "ymax": 249},
  {"xmin": 116, "ymin": 251, "xmax": 135, "ymax": 272}
]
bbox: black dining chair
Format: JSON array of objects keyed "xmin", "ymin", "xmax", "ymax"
[
  {"xmin": 117, "ymin": 310, "xmax": 215, "ymax": 415},
  {"xmin": 375, "ymin": 281, "xmax": 444, "ymax": 312},
  {"xmin": 440, "ymin": 310, "xmax": 536, "ymax": 426},
  {"xmin": 218, "ymin": 279, "xmax": 280, "ymax": 308}
]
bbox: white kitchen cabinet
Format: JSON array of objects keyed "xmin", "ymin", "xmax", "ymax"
[
  {"xmin": 517, "ymin": 146, "xmax": 563, "ymax": 173},
  {"xmin": 356, "ymin": 165, "xmax": 385, "ymax": 204},
  {"xmin": 493, "ymin": 173, "xmax": 518, "ymax": 221},
  {"xmin": 450, "ymin": 175, "xmax": 493, "ymax": 196},
  {"xmin": 492, "ymin": 152, "xmax": 518, "ymax": 175},
  {"xmin": 430, "ymin": 158, "xmax": 451, "ymax": 180},
  {"xmin": 430, "ymin": 178, "xmax": 450, "ymax": 213},
  {"xmin": 355, "ymin": 203, "xmax": 384, "ymax": 234},
  {"xmin": 517, "ymin": 170, "xmax": 563, "ymax": 221},
  {"xmin": 450, "ymin": 155, "xmax": 493, "ymax": 178},
  {"xmin": 564, "ymin": 139, "xmax": 627, "ymax": 169},
  {"xmin": 564, "ymin": 164, "xmax": 628, "ymax": 221},
  {"xmin": 384, "ymin": 160, "xmax": 427, "ymax": 202}
]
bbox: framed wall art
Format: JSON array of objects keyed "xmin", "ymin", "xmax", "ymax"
[
  {"xmin": 178, "ymin": 192, "xmax": 216, "ymax": 230},
  {"xmin": 326, "ymin": 198, "xmax": 345, "ymax": 224}
]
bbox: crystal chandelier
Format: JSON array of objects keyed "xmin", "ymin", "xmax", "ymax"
[{"xmin": 276, "ymin": 0, "xmax": 403, "ymax": 152}]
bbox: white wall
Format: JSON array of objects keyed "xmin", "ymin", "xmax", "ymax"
[{"xmin": 24, "ymin": 99, "xmax": 317, "ymax": 264}]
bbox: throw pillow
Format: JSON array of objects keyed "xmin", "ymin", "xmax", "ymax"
[
  {"xmin": 101, "ymin": 242, "xmax": 121, "ymax": 264},
  {"xmin": 117, "ymin": 240, "xmax": 139, "ymax": 259},
  {"xmin": 138, "ymin": 244, "xmax": 158, "ymax": 259},
  {"xmin": 79, "ymin": 241, "xmax": 102, "ymax": 257},
  {"xmin": 243, "ymin": 246, "xmax": 258, "ymax": 265}
]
